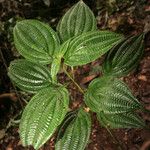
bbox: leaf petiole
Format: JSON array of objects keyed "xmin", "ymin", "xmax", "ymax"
[{"xmin": 63, "ymin": 64, "xmax": 85, "ymax": 94}]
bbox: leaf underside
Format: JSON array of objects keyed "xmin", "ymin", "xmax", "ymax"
[
  {"xmin": 62, "ymin": 31, "xmax": 124, "ymax": 66},
  {"xmin": 84, "ymin": 76, "xmax": 142, "ymax": 114},
  {"xmin": 19, "ymin": 86, "xmax": 69, "ymax": 150},
  {"xmin": 8, "ymin": 59, "xmax": 54, "ymax": 93},
  {"xmin": 102, "ymin": 34, "xmax": 144, "ymax": 77},
  {"xmin": 13, "ymin": 20, "xmax": 60, "ymax": 64},
  {"xmin": 55, "ymin": 108, "xmax": 91, "ymax": 150},
  {"xmin": 57, "ymin": 1, "xmax": 97, "ymax": 42}
]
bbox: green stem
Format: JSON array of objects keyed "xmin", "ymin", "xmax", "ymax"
[{"xmin": 63, "ymin": 65, "xmax": 84, "ymax": 94}]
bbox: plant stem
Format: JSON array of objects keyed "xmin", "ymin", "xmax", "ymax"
[{"xmin": 63, "ymin": 65, "xmax": 84, "ymax": 94}]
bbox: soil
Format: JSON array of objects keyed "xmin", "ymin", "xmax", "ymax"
[{"xmin": 0, "ymin": 0, "xmax": 150, "ymax": 150}]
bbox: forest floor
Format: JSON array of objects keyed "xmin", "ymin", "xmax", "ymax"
[{"xmin": 0, "ymin": 0, "xmax": 150, "ymax": 150}]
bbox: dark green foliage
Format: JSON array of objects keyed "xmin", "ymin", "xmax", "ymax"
[
  {"xmin": 8, "ymin": 59, "xmax": 54, "ymax": 93},
  {"xmin": 97, "ymin": 111, "xmax": 145, "ymax": 128},
  {"xmin": 63, "ymin": 31, "xmax": 124, "ymax": 66},
  {"xmin": 57, "ymin": 1, "xmax": 97, "ymax": 42},
  {"xmin": 85, "ymin": 76, "xmax": 146, "ymax": 130},
  {"xmin": 8, "ymin": 1, "xmax": 146, "ymax": 150},
  {"xmin": 102, "ymin": 34, "xmax": 144, "ymax": 77},
  {"xmin": 55, "ymin": 108, "xmax": 91, "ymax": 150},
  {"xmin": 19, "ymin": 86, "xmax": 69, "ymax": 149},
  {"xmin": 84, "ymin": 76, "xmax": 142, "ymax": 114},
  {"xmin": 13, "ymin": 20, "xmax": 60, "ymax": 64}
]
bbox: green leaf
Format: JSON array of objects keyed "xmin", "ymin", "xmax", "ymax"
[
  {"xmin": 50, "ymin": 39, "xmax": 72, "ymax": 82},
  {"xmin": 55, "ymin": 108, "xmax": 91, "ymax": 150},
  {"xmin": 84, "ymin": 76, "xmax": 142, "ymax": 114},
  {"xmin": 19, "ymin": 86, "xmax": 69, "ymax": 150},
  {"xmin": 56, "ymin": 110, "xmax": 78, "ymax": 141},
  {"xmin": 97, "ymin": 111, "xmax": 145, "ymax": 128},
  {"xmin": 57, "ymin": 1, "xmax": 97, "ymax": 42},
  {"xmin": 102, "ymin": 34, "xmax": 144, "ymax": 77},
  {"xmin": 8, "ymin": 59, "xmax": 54, "ymax": 93},
  {"xmin": 63, "ymin": 31, "xmax": 124, "ymax": 66},
  {"xmin": 13, "ymin": 20, "xmax": 60, "ymax": 64},
  {"xmin": 50, "ymin": 56, "xmax": 62, "ymax": 83}
]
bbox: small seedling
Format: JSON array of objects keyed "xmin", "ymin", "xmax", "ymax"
[{"xmin": 8, "ymin": 1, "xmax": 147, "ymax": 150}]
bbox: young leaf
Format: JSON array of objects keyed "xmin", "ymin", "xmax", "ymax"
[
  {"xmin": 19, "ymin": 86, "xmax": 69, "ymax": 150},
  {"xmin": 8, "ymin": 59, "xmax": 54, "ymax": 93},
  {"xmin": 97, "ymin": 111, "xmax": 145, "ymax": 128},
  {"xmin": 55, "ymin": 108, "xmax": 91, "ymax": 150},
  {"xmin": 63, "ymin": 31, "xmax": 124, "ymax": 66},
  {"xmin": 102, "ymin": 34, "xmax": 144, "ymax": 77},
  {"xmin": 57, "ymin": 1, "xmax": 97, "ymax": 42},
  {"xmin": 13, "ymin": 20, "xmax": 60, "ymax": 64},
  {"xmin": 50, "ymin": 56, "xmax": 62, "ymax": 83},
  {"xmin": 84, "ymin": 76, "xmax": 142, "ymax": 114},
  {"xmin": 50, "ymin": 40, "xmax": 72, "ymax": 82}
]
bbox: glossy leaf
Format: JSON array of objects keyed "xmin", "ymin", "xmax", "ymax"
[
  {"xmin": 97, "ymin": 111, "xmax": 145, "ymax": 128},
  {"xmin": 13, "ymin": 20, "xmax": 60, "ymax": 64},
  {"xmin": 63, "ymin": 31, "xmax": 124, "ymax": 66},
  {"xmin": 55, "ymin": 108, "xmax": 91, "ymax": 150},
  {"xmin": 19, "ymin": 86, "xmax": 69, "ymax": 149},
  {"xmin": 84, "ymin": 76, "xmax": 142, "ymax": 114},
  {"xmin": 102, "ymin": 34, "xmax": 144, "ymax": 77},
  {"xmin": 57, "ymin": 1, "xmax": 97, "ymax": 42},
  {"xmin": 8, "ymin": 59, "xmax": 54, "ymax": 93}
]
